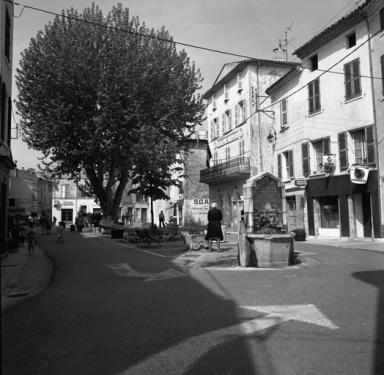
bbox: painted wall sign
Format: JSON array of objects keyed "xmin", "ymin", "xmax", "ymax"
[
  {"xmin": 295, "ymin": 179, "xmax": 307, "ymax": 187},
  {"xmin": 350, "ymin": 166, "xmax": 369, "ymax": 184},
  {"xmin": 193, "ymin": 199, "xmax": 209, "ymax": 205},
  {"xmin": 62, "ymin": 201, "xmax": 74, "ymax": 206}
]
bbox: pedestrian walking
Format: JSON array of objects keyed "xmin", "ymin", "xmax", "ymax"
[
  {"xmin": 205, "ymin": 202, "xmax": 223, "ymax": 252},
  {"xmin": 53, "ymin": 216, "xmax": 57, "ymax": 226},
  {"xmin": 27, "ymin": 223, "xmax": 36, "ymax": 253},
  {"xmin": 159, "ymin": 210, "xmax": 165, "ymax": 228},
  {"xmin": 57, "ymin": 221, "xmax": 64, "ymax": 239}
]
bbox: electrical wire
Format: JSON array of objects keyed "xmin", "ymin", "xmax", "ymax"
[{"xmin": 6, "ymin": 0, "xmax": 382, "ymax": 81}]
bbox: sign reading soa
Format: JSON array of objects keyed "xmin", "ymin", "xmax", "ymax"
[{"xmin": 193, "ymin": 199, "xmax": 209, "ymax": 205}]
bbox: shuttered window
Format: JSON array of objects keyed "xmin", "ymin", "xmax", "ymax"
[
  {"xmin": 284, "ymin": 150, "xmax": 294, "ymax": 179},
  {"xmin": 281, "ymin": 98, "xmax": 288, "ymax": 127},
  {"xmin": 338, "ymin": 132, "xmax": 348, "ymax": 171},
  {"xmin": 366, "ymin": 126, "xmax": 375, "ymax": 165},
  {"xmin": 381, "ymin": 55, "xmax": 384, "ymax": 95},
  {"xmin": 344, "ymin": 59, "xmax": 361, "ymax": 100},
  {"xmin": 235, "ymin": 104, "xmax": 240, "ymax": 126},
  {"xmin": 7, "ymin": 98, "xmax": 12, "ymax": 145},
  {"xmin": 308, "ymin": 78, "xmax": 321, "ymax": 114},
  {"xmin": 302, "ymin": 143, "xmax": 310, "ymax": 177}
]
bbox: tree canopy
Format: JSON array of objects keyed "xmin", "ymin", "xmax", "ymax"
[{"xmin": 16, "ymin": 3, "xmax": 204, "ymax": 220}]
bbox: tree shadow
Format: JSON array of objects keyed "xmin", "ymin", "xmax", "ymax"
[
  {"xmin": 1, "ymin": 233, "xmax": 280, "ymax": 375},
  {"xmin": 352, "ymin": 270, "xmax": 384, "ymax": 375}
]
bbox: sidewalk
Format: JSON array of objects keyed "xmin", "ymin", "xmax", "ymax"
[{"xmin": 1, "ymin": 244, "xmax": 53, "ymax": 312}]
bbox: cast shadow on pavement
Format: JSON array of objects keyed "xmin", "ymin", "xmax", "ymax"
[
  {"xmin": 2, "ymin": 232, "xmax": 280, "ymax": 375},
  {"xmin": 352, "ymin": 270, "xmax": 384, "ymax": 375}
]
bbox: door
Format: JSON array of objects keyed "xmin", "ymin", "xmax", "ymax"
[
  {"xmin": 286, "ymin": 196, "xmax": 296, "ymax": 231},
  {"xmin": 61, "ymin": 209, "xmax": 73, "ymax": 227},
  {"xmin": 362, "ymin": 193, "xmax": 372, "ymax": 238}
]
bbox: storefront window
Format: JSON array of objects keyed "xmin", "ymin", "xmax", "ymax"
[{"xmin": 319, "ymin": 196, "xmax": 339, "ymax": 228}]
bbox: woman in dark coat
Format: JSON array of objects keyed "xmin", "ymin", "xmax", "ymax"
[{"xmin": 205, "ymin": 202, "xmax": 223, "ymax": 252}]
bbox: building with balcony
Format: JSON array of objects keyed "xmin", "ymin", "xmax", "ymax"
[
  {"xmin": 0, "ymin": 0, "xmax": 15, "ymax": 251},
  {"xmin": 266, "ymin": 0, "xmax": 384, "ymax": 238},
  {"xmin": 201, "ymin": 59, "xmax": 298, "ymax": 229}
]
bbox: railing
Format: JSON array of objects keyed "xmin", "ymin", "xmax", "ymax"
[{"xmin": 200, "ymin": 156, "xmax": 250, "ymax": 183}]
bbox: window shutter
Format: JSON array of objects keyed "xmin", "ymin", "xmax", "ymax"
[
  {"xmin": 344, "ymin": 63, "xmax": 352, "ymax": 99},
  {"xmin": 7, "ymin": 98, "xmax": 12, "ymax": 145},
  {"xmin": 314, "ymin": 79, "xmax": 320, "ymax": 112},
  {"xmin": 288, "ymin": 150, "xmax": 294, "ymax": 178},
  {"xmin": 222, "ymin": 113, "xmax": 226, "ymax": 134},
  {"xmin": 338, "ymin": 132, "xmax": 348, "ymax": 171},
  {"xmin": 228, "ymin": 110, "xmax": 232, "ymax": 130},
  {"xmin": 235, "ymin": 104, "xmax": 239, "ymax": 126},
  {"xmin": 381, "ymin": 55, "xmax": 384, "ymax": 94},
  {"xmin": 323, "ymin": 138, "xmax": 330, "ymax": 155},
  {"xmin": 352, "ymin": 59, "xmax": 361, "ymax": 96},
  {"xmin": 277, "ymin": 154, "xmax": 282, "ymax": 179},
  {"xmin": 243, "ymin": 101, "xmax": 247, "ymax": 122},
  {"xmin": 366, "ymin": 126, "xmax": 375, "ymax": 165},
  {"xmin": 302, "ymin": 143, "xmax": 310, "ymax": 177},
  {"xmin": 308, "ymin": 83, "xmax": 314, "ymax": 114}
]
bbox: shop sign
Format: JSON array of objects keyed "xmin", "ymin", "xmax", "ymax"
[
  {"xmin": 193, "ymin": 199, "xmax": 209, "ymax": 205},
  {"xmin": 323, "ymin": 154, "xmax": 335, "ymax": 173},
  {"xmin": 350, "ymin": 166, "xmax": 369, "ymax": 184},
  {"xmin": 294, "ymin": 179, "xmax": 307, "ymax": 187},
  {"xmin": 62, "ymin": 201, "xmax": 74, "ymax": 206}
]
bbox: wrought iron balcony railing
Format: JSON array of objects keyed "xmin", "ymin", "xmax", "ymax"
[{"xmin": 200, "ymin": 156, "xmax": 250, "ymax": 184}]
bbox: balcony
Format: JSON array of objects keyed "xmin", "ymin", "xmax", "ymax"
[{"xmin": 200, "ymin": 156, "xmax": 250, "ymax": 184}]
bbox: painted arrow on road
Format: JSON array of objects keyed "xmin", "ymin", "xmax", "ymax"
[
  {"xmin": 106, "ymin": 263, "xmax": 186, "ymax": 283},
  {"xmin": 118, "ymin": 304, "xmax": 338, "ymax": 375}
]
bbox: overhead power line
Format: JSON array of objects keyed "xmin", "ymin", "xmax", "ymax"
[{"xmin": 7, "ymin": 0, "xmax": 382, "ymax": 81}]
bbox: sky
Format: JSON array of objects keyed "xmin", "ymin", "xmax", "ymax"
[{"xmin": 9, "ymin": 0, "xmax": 363, "ymax": 168}]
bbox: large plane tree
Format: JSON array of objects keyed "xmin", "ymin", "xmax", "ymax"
[{"xmin": 16, "ymin": 3, "xmax": 204, "ymax": 221}]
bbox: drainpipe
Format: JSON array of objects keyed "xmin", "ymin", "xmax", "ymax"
[
  {"xmin": 256, "ymin": 62, "xmax": 263, "ymax": 173},
  {"xmin": 363, "ymin": 14, "xmax": 383, "ymax": 238}
]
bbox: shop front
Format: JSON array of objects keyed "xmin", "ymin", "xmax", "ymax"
[{"xmin": 306, "ymin": 170, "xmax": 380, "ymax": 239}]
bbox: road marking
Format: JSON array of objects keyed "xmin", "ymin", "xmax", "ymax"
[
  {"xmin": 106, "ymin": 263, "xmax": 186, "ymax": 282},
  {"xmin": 117, "ymin": 304, "xmax": 338, "ymax": 375}
]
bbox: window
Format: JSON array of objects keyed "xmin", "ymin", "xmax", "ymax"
[
  {"xmin": 344, "ymin": 58, "xmax": 361, "ymax": 100},
  {"xmin": 225, "ymin": 146, "xmax": 231, "ymax": 161},
  {"xmin": 7, "ymin": 98, "xmax": 12, "ymax": 145},
  {"xmin": 60, "ymin": 184, "xmax": 70, "ymax": 198},
  {"xmin": 338, "ymin": 132, "xmax": 348, "ymax": 171},
  {"xmin": 347, "ymin": 32, "xmax": 356, "ymax": 48},
  {"xmin": 308, "ymin": 79, "xmax": 321, "ymax": 114},
  {"xmin": 213, "ymin": 151, "xmax": 218, "ymax": 165},
  {"xmin": 222, "ymin": 113, "xmax": 226, "ymax": 134},
  {"xmin": 61, "ymin": 209, "xmax": 73, "ymax": 223},
  {"xmin": 312, "ymin": 138, "xmax": 330, "ymax": 173},
  {"xmin": 211, "ymin": 118, "xmax": 219, "ymax": 139},
  {"xmin": 215, "ymin": 117, "xmax": 220, "ymax": 138},
  {"xmin": 380, "ymin": 7, "xmax": 384, "ymax": 31},
  {"xmin": 1, "ymin": 83, "xmax": 6, "ymax": 141},
  {"xmin": 222, "ymin": 110, "xmax": 232, "ymax": 133},
  {"xmin": 351, "ymin": 127, "xmax": 375, "ymax": 165},
  {"xmin": 301, "ymin": 143, "xmax": 310, "ymax": 177},
  {"xmin": 319, "ymin": 196, "xmax": 339, "ymax": 229},
  {"xmin": 237, "ymin": 73, "xmax": 243, "ymax": 91},
  {"xmin": 224, "ymin": 84, "xmax": 229, "ymax": 101},
  {"xmin": 136, "ymin": 192, "xmax": 146, "ymax": 202},
  {"xmin": 235, "ymin": 101, "xmax": 247, "ymax": 126},
  {"xmin": 281, "ymin": 98, "xmax": 288, "ymax": 127},
  {"xmin": 212, "ymin": 95, "xmax": 217, "ymax": 111},
  {"xmin": 283, "ymin": 150, "xmax": 294, "ymax": 179},
  {"xmin": 210, "ymin": 120, "xmax": 215, "ymax": 140},
  {"xmin": 381, "ymin": 55, "xmax": 384, "ymax": 94},
  {"xmin": 310, "ymin": 54, "xmax": 318, "ymax": 71},
  {"xmin": 5, "ymin": 10, "xmax": 11, "ymax": 62},
  {"xmin": 9, "ymin": 198, "xmax": 15, "ymax": 207},
  {"xmin": 277, "ymin": 154, "xmax": 282, "ymax": 179},
  {"xmin": 239, "ymin": 139, "xmax": 245, "ymax": 161}
]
